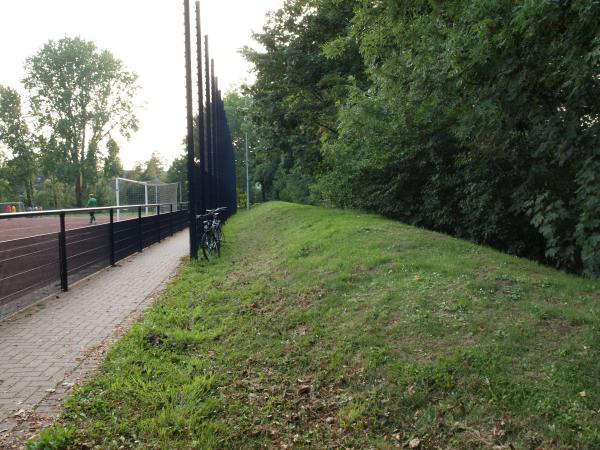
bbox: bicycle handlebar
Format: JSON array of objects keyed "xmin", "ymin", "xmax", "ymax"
[
  {"xmin": 206, "ymin": 207, "xmax": 227, "ymax": 213},
  {"xmin": 196, "ymin": 206, "xmax": 227, "ymax": 221}
]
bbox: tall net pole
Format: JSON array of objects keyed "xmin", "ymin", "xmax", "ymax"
[
  {"xmin": 210, "ymin": 59, "xmax": 217, "ymax": 209},
  {"xmin": 115, "ymin": 178, "xmax": 121, "ymax": 221},
  {"xmin": 246, "ymin": 128, "xmax": 250, "ymax": 210},
  {"xmin": 184, "ymin": 0, "xmax": 198, "ymax": 259},
  {"xmin": 204, "ymin": 36, "xmax": 213, "ymax": 210},
  {"xmin": 213, "ymin": 75, "xmax": 220, "ymax": 208},
  {"xmin": 195, "ymin": 1, "xmax": 206, "ymax": 216}
]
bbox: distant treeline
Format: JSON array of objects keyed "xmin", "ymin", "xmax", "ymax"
[{"xmin": 239, "ymin": 0, "xmax": 600, "ymax": 277}]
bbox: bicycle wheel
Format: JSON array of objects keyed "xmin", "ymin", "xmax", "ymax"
[
  {"xmin": 214, "ymin": 230, "xmax": 221, "ymax": 257},
  {"xmin": 201, "ymin": 232, "xmax": 217, "ymax": 260},
  {"xmin": 214, "ymin": 226, "xmax": 224, "ymax": 246}
]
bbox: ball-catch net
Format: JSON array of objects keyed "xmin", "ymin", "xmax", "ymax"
[{"xmin": 114, "ymin": 178, "xmax": 179, "ymax": 220}]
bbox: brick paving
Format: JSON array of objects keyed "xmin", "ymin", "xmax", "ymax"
[{"xmin": 0, "ymin": 230, "xmax": 189, "ymax": 446}]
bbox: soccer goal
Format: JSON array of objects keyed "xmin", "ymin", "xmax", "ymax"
[
  {"xmin": 0, "ymin": 201, "xmax": 25, "ymax": 213},
  {"xmin": 114, "ymin": 178, "xmax": 180, "ymax": 220}
]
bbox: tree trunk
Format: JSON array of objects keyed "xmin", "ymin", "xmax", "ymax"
[
  {"xmin": 75, "ymin": 174, "xmax": 82, "ymax": 207},
  {"xmin": 24, "ymin": 179, "xmax": 33, "ymax": 207}
]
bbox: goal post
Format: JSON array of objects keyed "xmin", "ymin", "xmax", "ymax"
[
  {"xmin": 114, "ymin": 178, "xmax": 180, "ymax": 221},
  {"xmin": 0, "ymin": 201, "xmax": 25, "ymax": 213}
]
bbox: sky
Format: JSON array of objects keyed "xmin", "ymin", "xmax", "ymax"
[{"xmin": 0, "ymin": 0, "xmax": 283, "ymax": 169}]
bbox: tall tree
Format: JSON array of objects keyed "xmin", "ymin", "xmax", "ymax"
[
  {"xmin": 165, "ymin": 153, "xmax": 188, "ymax": 202},
  {"xmin": 142, "ymin": 152, "xmax": 164, "ymax": 181},
  {"xmin": 103, "ymin": 137, "xmax": 124, "ymax": 179},
  {"xmin": 0, "ymin": 146, "xmax": 12, "ymax": 201},
  {"xmin": 245, "ymin": 0, "xmax": 600, "ymax": 277},
  {"xmin": 23, "ymin": 37, "xmax": 139, "ymax": 206},
  {"xmin": 243, "ymin": 0, "xmax": 365, "ymax": 203},
  {"xmin": 0, "ymin": 86, "xmax": 36, "ymax": 205},
  {"xmin": 223, "ymin": 91, "xmax": 255, "ymax": 204}
]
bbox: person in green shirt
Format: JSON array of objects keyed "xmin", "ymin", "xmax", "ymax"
[{"xmin": 86, "ymin": 194, "xmax": 97, "ymax": 224}]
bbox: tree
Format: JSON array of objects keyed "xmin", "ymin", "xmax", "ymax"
[
  {"xmin": 242, "ymin": 0, "xmax": 365, "ymax": 203},
  {"xmin": 320, "ymin": 0, "xmax": 600, "ymax": 275},
  {"xmin": 223, "ymin": 91, "xmax": 255, "ymax": 204},
  {"xmin": 165, "ymin": 153, "xmax": 188, "ymax": 202},
  {"xmin": 103, "ymin": 137, "xmax": 123, "ymax": 179},
  {"xmin": 23, "ymin": 37, "xmax": 139, "ymax": 206},
  {"xmin": 245, "ymin": 0, "xmax": 600, "ymax": 277},
  {"xmin": 0, "ymin": 147, "xmax": 12, "ymax": 200},
  {"xmin": 0, "ymin": 86, "xmax": 36, "ymax": 205},
  {"xmin": 142, "ymin": 152, "xmax": 164, "ymax": 181}
]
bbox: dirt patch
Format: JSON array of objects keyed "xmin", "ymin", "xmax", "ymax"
[
  {"xmin": 535, "ymin": 318, "xmax": 579, "ymax": 337},
  {"xmin": 494, "ymin": 277, "xmax": 516, "ymax": 288},
  {"xmin": 0, "ymin": 410, "xmax": 54, "ymax": 449}
]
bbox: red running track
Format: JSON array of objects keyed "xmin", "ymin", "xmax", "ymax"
[{"xmin": 0, "ymin": 216, "xmax": 112, "ymax": 243}]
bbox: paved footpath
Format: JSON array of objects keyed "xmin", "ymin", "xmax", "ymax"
[{"xmin": 0, "ymin": 230, "xmax": 189, "ymax": 447}]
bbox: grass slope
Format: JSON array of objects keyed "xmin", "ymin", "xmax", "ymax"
[{"xmin": 34, "ymin": 202, "xmax": 600, "ymax": 449}]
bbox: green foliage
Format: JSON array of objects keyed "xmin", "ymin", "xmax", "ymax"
[
  {"xmin": 223, "ymin": 91, "xmax": 253, "ymax": 203},
  {"xmin": 165, "ymin": 153, "xmax": 188, "ymax": 202},
  {"xmin": 35, "ymin": 203, "xmax": 600, "ymax": 448},
  {"xmin": 34, "ymin": 177, "xmax": 74, "ymax": 210},
  {"xmin": 242, "ymin": 0, "xmax": 365, "ymax": 202},
  {"xmin": 103, "ymin": 138, "xmax": 124, "ymax": 179},
  {"xmin": 141, "ymin": 152, "xmax": 164, "ymax": 181},
  {"xmin": 0, "ymin": 178, "xmax": 12, "ymax": 201},
  {"xmin": 26, "ymin": 425, "xmax": 75, "ymax": 450},
  {"xmin": 0, "ymin": 86, "xmax": 36, "ymax": 205},
  {"xmin": 245, "ymin": 0, "xmax": 600, "ymax": 277},
  {"xmin": 23, "ymin": 37, "xmax": 139, "ymax": 206}
]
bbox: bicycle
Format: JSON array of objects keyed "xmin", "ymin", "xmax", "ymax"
[{"xmin": 197, "ymin": 207, "xmax": 227, "ymax": 260}]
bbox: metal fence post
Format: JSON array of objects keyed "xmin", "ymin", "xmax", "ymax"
[
  {"xmin": 138, "ymin": 207, "xmax": 143, "ymax": 252},
  {"xmin": 157, "ymin": 205, "xmax": 161, "ymax": 243},
  {"xmin": 169, "ymin": 204, "xmax": 174, "ymax": 236},
  {"xmin": 109, "ymin": 209, "xmax": 115, "ymax": 266},
  {"xmin": 58, "ymin": 212, "xmax": 68, "ymax": 292}
]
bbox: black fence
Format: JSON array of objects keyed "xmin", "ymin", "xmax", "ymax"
[
  {"xmin": 183, "ymin": 0, "xmax": 238, "ymax": 259},
  {"xmin": 0, "ymin": 204, "xmax": 188, "ymax": 319}
]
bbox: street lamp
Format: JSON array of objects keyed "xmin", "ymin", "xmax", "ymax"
[
  {"xmin": 245, "ymin": 130, "xmax": 250, "ymax": 210},
  {"xmin": 239, "ymin": 107, "xmax": 251, "ymax": 211}
]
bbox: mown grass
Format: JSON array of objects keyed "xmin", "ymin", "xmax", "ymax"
[{"xmin": 32, "ymin": 202, "xmax": 600, "ymax": 449}]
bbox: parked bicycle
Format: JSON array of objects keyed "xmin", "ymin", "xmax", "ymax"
[{"xmin": 197, "ymin": 207, "xmax": 227, "ymax": 260}]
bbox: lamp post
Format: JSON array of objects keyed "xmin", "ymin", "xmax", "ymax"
[
  {"xmin": 239, "ymin": 106, "xmax": 251, "ymax": 211},
  {"xmin": 245, "ymin": 130, "xmax": 250, "ymax": 210}
]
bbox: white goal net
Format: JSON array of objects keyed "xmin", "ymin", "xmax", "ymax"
[{"xmin": 114, "ymin": 178, "xmax": 180, "ymax": 220}]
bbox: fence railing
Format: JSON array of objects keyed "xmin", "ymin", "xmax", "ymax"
[{"xmin": 0, "ymin": 203, "xmax": 188, "ymax": 319}]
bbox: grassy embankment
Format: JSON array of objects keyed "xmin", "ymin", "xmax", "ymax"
[{"xmin": 32, "ymin": 202, "xmax": 600, "ymax": 449}]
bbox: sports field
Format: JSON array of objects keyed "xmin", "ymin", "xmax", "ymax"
[{"xmin": 0, "ymin": 212, "xmax": 142, "ymax": 243}]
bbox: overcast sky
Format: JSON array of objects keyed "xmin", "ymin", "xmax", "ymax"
[{"xmin": 0, "ymin": 0, "xmax": 282, "ymax": 169}]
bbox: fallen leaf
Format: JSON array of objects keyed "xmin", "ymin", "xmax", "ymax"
[{"xmin": 409, "ymin": 437, "xmax": 421, "ymax": 448}]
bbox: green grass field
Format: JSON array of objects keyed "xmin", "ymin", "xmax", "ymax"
[{"xmin": 32, "ymin": 202, "xmax": 600, "ymax": 449}]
